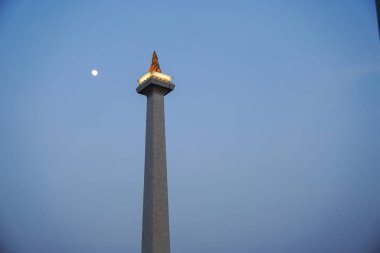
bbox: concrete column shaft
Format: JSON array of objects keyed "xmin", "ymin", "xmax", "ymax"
[{"xmin": 142, "ymin": 86, "xmax": 170, "ymax": 253}]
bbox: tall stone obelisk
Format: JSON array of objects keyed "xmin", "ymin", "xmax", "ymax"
[
  {"xmin": 137, "ymin": 51, "xmax": 175, "ymax": 253},
  {"xmin": 376, "ymin": 0, "xmax": 380, "ymax": 38}
]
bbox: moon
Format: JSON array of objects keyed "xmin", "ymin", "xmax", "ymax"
[{"xmin": 91, "ymin": 69, "xmax": 98, "ymax": 77}]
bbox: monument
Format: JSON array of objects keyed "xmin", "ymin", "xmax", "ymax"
[
  {"xmin": 137, "ymin": 51, "xmax": 175, "ymax": 253},
  {"xmin": 377, "ymin": 0, "xmax": 380, "ymax": 38}
]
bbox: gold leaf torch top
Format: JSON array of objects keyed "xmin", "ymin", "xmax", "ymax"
[{"xmin": 149, "ymin": 51, "xmax": 161, "ymax": 73}]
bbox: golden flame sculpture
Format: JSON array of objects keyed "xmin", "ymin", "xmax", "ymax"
[
  {"xmin": 138, "ymin": 51, "xmax": 173, "ymax": 85},
  {"xmin": 149, "ymin": 51, "xmax": 161, "ymax": 73}
]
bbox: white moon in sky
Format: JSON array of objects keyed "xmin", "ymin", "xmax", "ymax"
[{"xmin": 91, "ymin": 69, "xmax": 98, "ymax": 76}]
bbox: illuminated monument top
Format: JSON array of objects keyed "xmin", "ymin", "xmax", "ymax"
[{"xmin": 138, "ymin": 51, "xmax": 173, "ymax": 85}]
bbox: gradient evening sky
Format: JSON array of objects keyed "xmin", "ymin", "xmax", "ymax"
[{"xmin": 0, "ymin": 1, "xmax": 380, "ymax": 253}]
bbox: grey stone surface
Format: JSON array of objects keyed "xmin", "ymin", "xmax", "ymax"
[
  {"xmin": 377, "ymin": 0, "xmax": 380, "ymax": 38},
  {"xmin": 137, "ymin": 78, "xmax": 174, "ymax": 253}
]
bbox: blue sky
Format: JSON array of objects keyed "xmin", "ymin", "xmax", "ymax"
[{"xmin": 0, "ymin": 1, "xmax": 379, "ymax": 253}]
